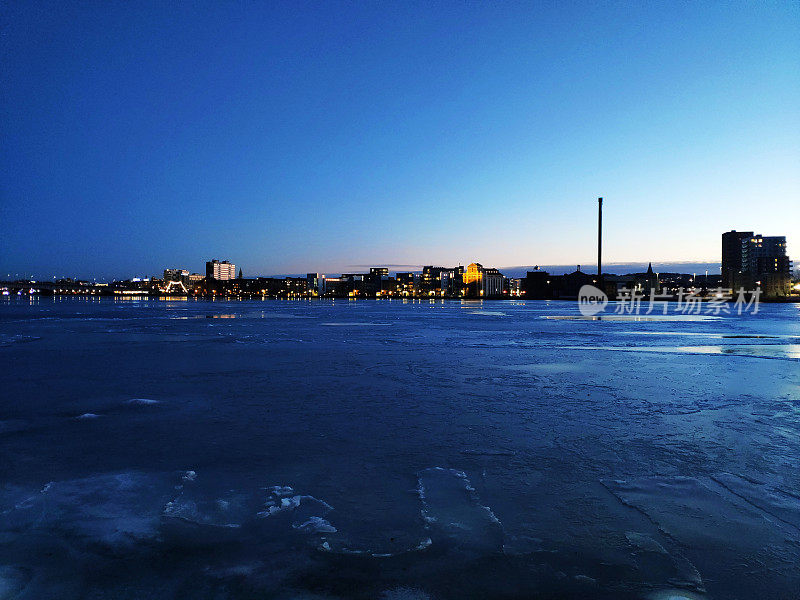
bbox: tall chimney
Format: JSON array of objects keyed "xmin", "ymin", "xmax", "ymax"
[{"xmin": 597, "ymin": 197, "xmax": 603, "ymax": 284}]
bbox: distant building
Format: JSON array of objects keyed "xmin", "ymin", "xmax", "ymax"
[
  {"xmin": 420, "ymin": 266, "xmax": 447, "ymax": 295},
  {"xmin": 722, "ymin": 231, "xmax": 791, "ymax": 297},
  {"xmin": 440, "ymin": 266, "xmax": 464, "ymax": 296},
  {"xmin": 368, "ymin": 268, "xmax": 389, "ymax": 296},
  {"xmin": 481, "ymin": 267, "xmax": 505, "ymax": 297},
  {"xmin": 322, "ymin": 277, "xmax": 344, "ymax": 297},
  {"xmin": 556, "ymin": 267, "xmax": 595, "ymax": 299},
  {"xmin": 463, "ymin": 263, "xmax": 482, "ymax": 287},
  {"xmin": 641, "ymin": 262, "xmax": 660, "ymax": 293},
  {"xmin": 163, "ymin": 268, "xmax": 189, "ymax": 284},
  {"xmin": 463, "ymin": 263, "xmax": 505, "ymax": 297},
  {"xmin": 722, "ymin": 231, "xmax": 753, "ymax": 289},
  {"xmin": 522, "ymin": 269, "xmax": 553, "ymax": 299},
  {"xmin": 522, "ymin": 266, "xmax": 595, "ymax": 299},
  {"xmin": 395, "ymin": 272, "xmax": 416, "ymax": 296},
  {"xmin": 306, "ymin": 273, "xmax": 322, "ymax": 296},
  {"xmin": 206, "ymin": 260, "xmax": 236, "ymax": 281},
  {"xmin": 284, "ymin": 277, "xmax": 308, "ymax": 296},
  {"xmin": 369, "ymin": 267, "xmax": 389, "ymax": 278}
]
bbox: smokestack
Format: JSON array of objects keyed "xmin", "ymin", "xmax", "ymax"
[{"xmin": 597, "ymin": 197, "xmax": 603, "ymax": 284}]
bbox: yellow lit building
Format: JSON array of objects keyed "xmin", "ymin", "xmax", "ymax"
[
  {"xmin": 463, "ymin": 263, "xmax": 505, "ymax": 297},
  {"xmin": 464, "ymin": 263, "xmax": 483, "ymax": 285}
]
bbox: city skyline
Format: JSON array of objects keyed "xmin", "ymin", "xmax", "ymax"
[
  {"xmin": 0, "ymin": 260, "xmax": 763, "ymax": 284},
  {"xmin": 3, "ymin": 2, "xmax": 799, "ymax": 278},
  {"xmin": 6, "ymin": 225, "xmax": 793, "ymax": 298}
]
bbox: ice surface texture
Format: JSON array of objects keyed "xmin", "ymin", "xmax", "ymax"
[{"xmin": 1, "ymin": 298, "xmax": 799, "ymax": 599}]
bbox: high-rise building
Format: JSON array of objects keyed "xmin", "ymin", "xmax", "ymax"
[
  {"xmin": 722, "ymin": 231, "xmax": 791, "ymax": 297},
  {"xmin": 722, "ymin": 231, "xmax": 753, "ymax": 289},
  {"xmin": 206, "ymin": 260, "xmax": 236, "ymax": 281},
  {"xmin": 306, "ymin": 273, "xmax": 322, "ymax": 296}
]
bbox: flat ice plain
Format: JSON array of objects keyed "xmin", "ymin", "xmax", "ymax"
[{"xmin": 1, "ymin": 297, "xmax": 799, "ymax": 599}]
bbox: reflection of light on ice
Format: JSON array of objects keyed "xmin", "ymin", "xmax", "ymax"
[{"xmin": 564, "ymin": 344, "xmax": 800, "ymax": 360}]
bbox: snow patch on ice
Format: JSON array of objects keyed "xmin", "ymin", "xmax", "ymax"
[
  {"xmin": 417, "ymin": 467, "xmax": 504, "ymax": 552},
  {"xmin": 126, "ymin": 398, "xmax": 160, "ymax": 405},
  {"xmin": 256, "ymin": 485, "xmax": 333, "ymax": 519},
  {"xmin": 0, "ymin": 471, "xmax": 173, "ymax": 553},
  {"xmin": 162, "ymin": 494, "xmax": 243, "ymax": 529},
  {"xmin": 292, "ymin": 516, "xmax": 337, "ymax": 534}
]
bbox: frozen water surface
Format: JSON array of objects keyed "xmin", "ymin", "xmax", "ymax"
[{"xmin": 0, "ymin": 297, "xmax": 799, "ymax": 599}]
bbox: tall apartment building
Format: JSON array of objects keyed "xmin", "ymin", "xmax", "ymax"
[
  {"xmin": 721, "ymin": 231, "xmax": 791, "ymax": 297},
  {"xmin": 721, "ymin": 231, "xmax": 753, "ymax": 289},
  {"xmin": 206, "ymin": 260, "xmax": 236, "ymax": 281}
]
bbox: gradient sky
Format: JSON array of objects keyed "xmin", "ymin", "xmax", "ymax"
[{"xmin": 2, "ymin": 1, "xmax": 798, "ymax": 279}]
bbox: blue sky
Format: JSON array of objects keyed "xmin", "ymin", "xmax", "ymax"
[{"xmin": 2, "ymin": 1, "xmax": 798, "ymax": 279}]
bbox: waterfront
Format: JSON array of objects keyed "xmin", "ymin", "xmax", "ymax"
[{"xmin": 1, "ymin": 298, "xmax": 799, "ymax": 599}]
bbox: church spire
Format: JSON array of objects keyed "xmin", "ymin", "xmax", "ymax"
[{"xmin": 646, "ymin": 262, "xmax": 653, "ymax": 275}]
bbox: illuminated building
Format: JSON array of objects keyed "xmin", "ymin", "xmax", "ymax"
[
  {"xmin": 440, "ymin": 266, "xmax": 464, "ymax": 296},
  {"xmin": 369, "ymin": 267, "xmax": 389, "ymax": 278},
  {"xmin": 306, "ymin": 273, "xmax": 322, "ymax": 296},
  {"xmin": 395, "ymin": 272, "xmax": 416, "ymax": 296},
  {"xmin": 322, "ymin": 277, "xmax": 343, "ymax": 297},
  {"xmin": 481, "ymin": 268, "xmax": 504, "ymax": 297},
  {"xmin": 722, "ymin": 231, "xmax": 791, "ymax": 297},
  {"xmin": 420, "ymin": 266, "xmax": 447, "ymax": 294},
  {"xmin": 463, "ymin": 263, "xmax": 482, "ymax": 286},
  {"xmin": 163, "ymin": 269, "xmax": 189, "ymax": 285},
  {"xmin": 464, "ymin": 263, "xmax": 505, "ymax": 297},
  {"xmin": 368, "ymin": 268, "xmax": 389, "ymax": 296},
  {"xmin": 206, "ymin": 260, "xmax": 236, "ymax": 281}
]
